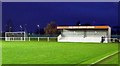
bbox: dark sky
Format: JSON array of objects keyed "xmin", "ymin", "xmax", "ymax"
[{"xmin": 2, "ymin": 2, "xmax": 118, "ymax": 32}]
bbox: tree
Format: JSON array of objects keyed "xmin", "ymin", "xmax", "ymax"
[
  {"xmin": 35, "ymin": 25, "xmax": 40, "ymax": 34},
  {"xmin": 44, "ymin": 21, "xmax": 57, "ymax": 35}
]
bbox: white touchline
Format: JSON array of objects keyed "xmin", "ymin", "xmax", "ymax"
[{"xmin": 91, "ymin": 51, "xmax": 119, "ymax": 64}]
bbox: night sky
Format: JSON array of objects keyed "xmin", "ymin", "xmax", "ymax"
[{"xmin": 2, "ymin": 2, "xmax": 118, "ymax": 32}]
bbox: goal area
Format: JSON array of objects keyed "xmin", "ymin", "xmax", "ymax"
[{"xmin": 5, "ymin": 32, "xmax": 26, "ymax": 41}]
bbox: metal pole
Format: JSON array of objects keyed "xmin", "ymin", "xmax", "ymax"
[
  {"xmin": 47, "ymin": 37, "xmax": 50, "ymax": 42},
  {"xmin": 38, "ymin": 37, "xmax": 39, "ymax": 41},
  {"xmin": 29, "ymin": 37, "xmax": 30, "ymax": 41}
]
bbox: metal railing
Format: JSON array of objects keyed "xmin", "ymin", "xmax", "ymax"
[
  {"xmin": 0, "ymin": 37, "xmax": 57, "ymax": 42},
  {"xmin": 0, "ymin": 37, "xmax": 119, "ymax": 43}
]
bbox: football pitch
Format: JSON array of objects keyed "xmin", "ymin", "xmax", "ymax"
[{"xmin": 0, "ymin": 41, "xmax": 119, "ymax": 64}]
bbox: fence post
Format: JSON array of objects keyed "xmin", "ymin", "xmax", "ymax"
[
  {"xmin": 47, "ymin": 37, "xmax": 49, "ymax": 42},
  {"xmin": 24, "ymin": 37, "xmax": 26, "ymax": 41},
  {"xmin": 29, "ymin": 37, "xmax": 30, "ymax": 41},
  {"xmin": 38, "ymin": 37, "xmax": 39, "ymax": 41},
  {"xmin": 21, "ymin": 37, "xmax": 22, "ymax": 41},
  {"xmin": 13, "ymin": 37, "xmax": 14, "ymax": 41},
  {"xmin": 113, "ymin": 38, "xmax": 115, "ymax": 42}
]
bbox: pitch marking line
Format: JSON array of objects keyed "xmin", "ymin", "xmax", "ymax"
[{"xmin": 91, "ymin": 51, "xmax": 119, "ymax": 64}]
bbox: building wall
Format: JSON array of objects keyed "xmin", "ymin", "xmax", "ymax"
[
  {"xmin": 58, "ymin": 29, "xmax": 109, "ymax": 43},
  {"xmin": 62, "ymin": 29, "xmax": 108, "ymax": 38}
]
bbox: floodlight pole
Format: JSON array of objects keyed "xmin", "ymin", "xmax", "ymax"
[
  {"xmin": 24, "ymin": 24, "xmax": 27, "ymax": 32},
  {"xmin": 20, "ymin": 25, "xmax": 23, "ymax": 31},
  {"xmin": 9, "ymin": 27, "xmax": 11, "ymax": 32},
  {"xmin": 37, "ymin": 25, "xmax": 40, "ymax": 35}
]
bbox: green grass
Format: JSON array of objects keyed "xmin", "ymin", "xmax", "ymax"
[
  {"xmin": 98, "ymin": 53, "xmax": 119, "ymax": 64},
  {"xmin": 1, "ymin": 41, "xmax": 119, "ymax": 64}
]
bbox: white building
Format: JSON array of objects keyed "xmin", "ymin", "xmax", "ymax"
[{"xmin": 57, "ymin": 26, "xmax": 111, "ymax": 43}]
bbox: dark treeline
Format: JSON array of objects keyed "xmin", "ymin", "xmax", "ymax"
[{"xmin": 3, "ymin": 19, "xmax": 120, "ymax": 35}]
